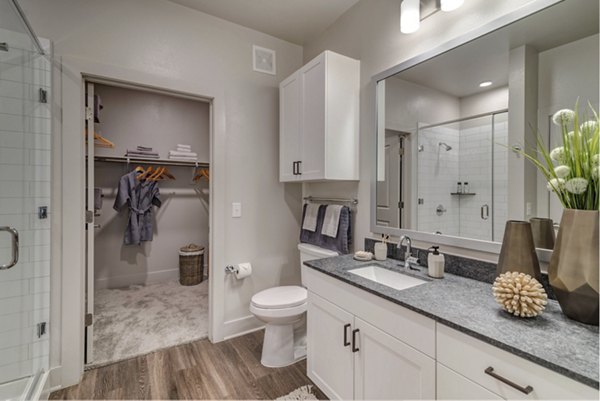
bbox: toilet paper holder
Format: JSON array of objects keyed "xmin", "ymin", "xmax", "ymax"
[{"xmin": 225, "ymin": 265, "xmax": 239, "ymax": 274}]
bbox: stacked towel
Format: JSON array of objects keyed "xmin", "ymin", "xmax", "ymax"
[
  {"xmin": 169, "ymin": 144, "xmax": 198, "ymax": 161},
  {"xmin": 125, "ymin": 146, "xmax": 159, "ymax": 159},
  {"xmin": 300, "ymin": 204, "xmax": 352, "ymax": 255}
]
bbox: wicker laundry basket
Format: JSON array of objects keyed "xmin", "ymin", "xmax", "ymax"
[{"xmin": 179, "ymin": 244, "xmax": 205, "ymax": 286}]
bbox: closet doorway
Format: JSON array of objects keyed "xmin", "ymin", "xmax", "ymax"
[{"xmin": 84, "ymin": 78, "xmax": 211, "ymax": 367}]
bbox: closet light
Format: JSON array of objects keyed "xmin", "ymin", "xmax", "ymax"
[
  {"xmin": 400, "ymin": 0, "xmax": 420, "ymax": 34},
  {"xmin": 479, "ymin": 81, "xmax": 492, "ymax": 88},
  {"xmin": 440, "ymin": 0, "xmax": 464, "ymax": 12}
]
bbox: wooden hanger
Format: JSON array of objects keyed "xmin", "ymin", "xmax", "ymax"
[
  {"xmin": 136, "ymin": 166, "xmax": 153, "ymax": 181},
  {"xmin": 85, "ymin": 131, "xmax": 115, "ymax": 148},
  {"xmin": 193, "ymin": 168, "xmax": 209, "ymax": 182}
]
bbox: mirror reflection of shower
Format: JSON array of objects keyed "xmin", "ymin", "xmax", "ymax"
[
  {"xmin": 438, "ymin": 142, "xmax": 452, "ymax": 151},
  {"xmin": 416, "ymin": 111, "xmax": 508, "ymax": 242}
]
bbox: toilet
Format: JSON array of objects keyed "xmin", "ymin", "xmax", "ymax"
[{"xmin": 250, "ymin": 243, "xmax": 338, "ymax": 368}]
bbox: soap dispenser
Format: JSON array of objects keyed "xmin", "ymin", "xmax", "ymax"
[{"xmin": 427, "ymin": 246, "xmax": 445, "ymax": 278}]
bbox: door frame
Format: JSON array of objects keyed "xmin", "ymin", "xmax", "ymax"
[{"xmin": 56, "ymin": 56, "xmax": 227, "ymax": 388}]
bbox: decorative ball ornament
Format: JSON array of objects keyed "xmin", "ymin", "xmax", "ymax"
[{"xmin": 493, "ymin": 271, "xmax": 548, "ymax": 318}]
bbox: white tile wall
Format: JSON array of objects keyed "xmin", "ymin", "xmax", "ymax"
[
  {"xmin": 417, "ymin": 113, "xmax": 509, "ymax": 242},
  {"xmin": 417, "ymin": 125, "xmax": 460, "ymax": 236},
  {"xmin": 0, "ymin": 39, "xmax": 51, "ymax": 384}
]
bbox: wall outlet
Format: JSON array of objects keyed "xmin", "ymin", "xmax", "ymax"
[{"xmin": 232, "ymin": 202, "xmax": 242, "ymax": 218}]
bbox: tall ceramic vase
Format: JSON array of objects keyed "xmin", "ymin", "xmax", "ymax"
[{"xmin": 549, "ymin": 209, "xmax": 599, "ymax": 325}]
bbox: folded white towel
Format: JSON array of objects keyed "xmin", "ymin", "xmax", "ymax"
[
  {"xmin": 169, "ymin": 150, "xmax": 198, "ymax": 157},
  {"xmin": 169, "ymin": 156, "xmax": 198, "ymax": 160},
  {"xmin": 177, "ymin": 144, "xmax": 191, "ymax": 150},
  {"xmin": 322, "ymin": 205, "xmax": 343, "ymax": 238},
  {"xmin": 176, "ymin": 147, "xmax": 192, "ymax": 152},
  {"xmin": 302, "ymin": 204, "xmax": 320, "ymax": 232}
]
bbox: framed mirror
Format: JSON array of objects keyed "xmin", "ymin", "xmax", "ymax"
[{"xmin": 372, "ymin": 0, "xmax": 599, "ymax": 255}]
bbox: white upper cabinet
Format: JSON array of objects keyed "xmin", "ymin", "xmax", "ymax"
[{"xmin": 279, "ymin": 51, "xmax": 360, "ymax": 182}]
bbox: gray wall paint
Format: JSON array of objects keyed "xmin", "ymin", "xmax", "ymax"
[
  {"xmin": 303, "ymin": 0, "xmax": 545, "ymax": 261},
  {"xmin": 93, "ymin": 84, "xmax": 210, "ymax": 289},
  {"xmin": 21, "ymin": 0, "xmax": 304, "ymax": 372}
]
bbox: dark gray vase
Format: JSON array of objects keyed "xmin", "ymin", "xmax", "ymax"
[
  {"xmin": 530, "ymin": 217, "xmax": 555, "ymax": 250},
  {"xmin": 549, "ymin": 209, "xmax": 599, "ymax": 326},
  {"xmin": 496, "ymin": 220, "xmax": 541, "ymax": 280}
]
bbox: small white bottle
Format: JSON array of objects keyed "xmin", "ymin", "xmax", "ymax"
[
  {"xmin": 463, "ymin": 182, "xmax": 470, "ymax": 194},
  {"xmin": 427, "ymin": 246, "xmax": 445, "ymax": 278}
]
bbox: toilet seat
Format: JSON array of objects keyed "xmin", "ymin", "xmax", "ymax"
[{"xmin": 251, "ymin": 286, "xmax": 307, "ymax": 309}]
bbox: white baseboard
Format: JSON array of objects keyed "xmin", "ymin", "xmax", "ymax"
[
  {"xmin": 223, "ymin": 314, "xmax": 263, "ymax": 340},
  {"xmin": 94, "ymin": 268, "xmax": 180, "ymax": 289},
  {"xmin": 95, "ymin": 265, "xmax": 209, "ymax": 290}
]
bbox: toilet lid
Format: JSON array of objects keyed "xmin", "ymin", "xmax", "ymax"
[{"xmin": 251, "ymin": 286, "xmax": 307, "ymax": 309}]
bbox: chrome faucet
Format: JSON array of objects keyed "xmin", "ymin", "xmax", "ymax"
[{"xmin": 398, "ymin": 235, "xmax": 419, "ymax": 268}]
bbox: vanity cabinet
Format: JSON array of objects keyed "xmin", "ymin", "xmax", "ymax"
[
  {"xmin": 305, "ymin": 268, "xmax": 436, "ymax": 401},
  {"xmin": 307, "ymin": 293, "xmax": 435, "ymax": 400},
  {"xmin": 303, "ymin": 265, "xmax": 599, "ymax": 401},
  {"xmin": 279, "ymin": 50, "xmax": 359, "ymax": 182},
  {"xmin": 437, "ymin": 324, "xmax": 599, "ymax": 400}
]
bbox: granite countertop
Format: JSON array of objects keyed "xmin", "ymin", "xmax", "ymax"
[{"xmin": 304, "ymin": 255, "xmax": 599, "ymax": 389}]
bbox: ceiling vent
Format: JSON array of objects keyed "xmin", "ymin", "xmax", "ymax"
[{"xmin": 253, "ymin": 45, "xmax": 276, "ymax": 75}]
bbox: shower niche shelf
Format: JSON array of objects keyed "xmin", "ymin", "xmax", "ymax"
[{"xmin": 450, "ymin": 192, "xmax": 476, "ymax": 196}]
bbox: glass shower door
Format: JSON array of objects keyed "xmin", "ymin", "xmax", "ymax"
[{"xmin": 0, "ymin": 0, "xmax": 51, "ymax": 398}]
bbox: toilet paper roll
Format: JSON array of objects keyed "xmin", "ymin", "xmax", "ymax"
[{"xmin": 235, "ymin": 262, "xmax": 252, "ymax": 279}]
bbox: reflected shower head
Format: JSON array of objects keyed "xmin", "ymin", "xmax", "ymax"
[{"xmin": 438, "ymin": 142, "xmax": 452, "ymax": 151}]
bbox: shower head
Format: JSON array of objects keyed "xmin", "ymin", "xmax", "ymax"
[{"xmin": 438, "ymin": 142, "xmax": 452, "ymax": 151}]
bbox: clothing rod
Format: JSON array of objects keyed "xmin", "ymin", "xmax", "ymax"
[
  {"xmin": 303, "ymin": 196, "xmax": 358, "ymax": 205},
  {"xmin": 92, "ymin": 156, "xmax": 209, "ymax": 168}
]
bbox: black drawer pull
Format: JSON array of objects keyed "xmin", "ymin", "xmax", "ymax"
[
  {"xmin": 485, "ymin": 367, "xmax": 533, "ymax": 395},
  {"xmin": 343, "ymin": 324, "xmax": 351, "ymax": 347},
  {"xmin": 351, "ymin": 328, "xmax": 359, "ymax": 353}
]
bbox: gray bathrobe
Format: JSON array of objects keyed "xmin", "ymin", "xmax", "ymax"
[{"xmin": 114, "ymin": 171, "xmax": 161, "ymax": 245}]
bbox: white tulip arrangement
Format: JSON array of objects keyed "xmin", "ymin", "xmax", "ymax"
[{"xmin": 522, "ymin": 103, "xmax": 599, "ymax": 210}]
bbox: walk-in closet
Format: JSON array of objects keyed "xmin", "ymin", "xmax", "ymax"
[{"xmin": 84, "ymin": 80, "xmax": 211, "ymax": 367}]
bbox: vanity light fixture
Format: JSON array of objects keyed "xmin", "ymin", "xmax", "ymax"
[
  {"xmin": 479, "ymin": 81, "xmax": 493, "ymax": 87},
  {"xmin": 400, "ymin": 0, "xmax": 420, "ymax": 34},
  {"xmin": 440, "ymin": 0, "xmax": 464, "ymax": 12}
]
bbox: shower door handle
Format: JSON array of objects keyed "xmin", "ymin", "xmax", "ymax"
[
  {"xmin": 0, "ymin": 227, "xmax": 19, "ymax": 270},
  {"xmin": 481, "ymin": 204, "xmax": 489, "ymax": 220}
]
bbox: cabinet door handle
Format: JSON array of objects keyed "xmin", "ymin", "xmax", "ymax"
[
  {"xmin": 481, "ymin": 204, "xmax": 489, "ymax": 220},
  {"xmin": 343, "ymin": 324, "xmax": 351, "ymax": 347},
  {"xmin": 297, "ymin": 161, "xmax": 302, "ymax": 175},
  {"xmin": 292, "ymin": 161, "xmax": 297, "ymax": 175},
  {"xmin": 484, "ymin": 367, "xmax": 533, "ymax": 395},
  {"xmin": 351, "ymin": 328, "xmax": 359, "ymax": 353}
]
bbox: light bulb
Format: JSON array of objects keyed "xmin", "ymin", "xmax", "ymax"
[
  {"xmin": 441, "ymin": 0, "xmax": 464, "ymax": 12},
  {"xmin": 400, "ymin": 0, "xmax": 420, "ymax": 34},
  {"xmin": 479, "ymin": 81, "xmax": 492, "ymax": 88}
]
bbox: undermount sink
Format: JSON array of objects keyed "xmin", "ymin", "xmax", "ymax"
[{"xmin": 348, "ymin": 265, "xmax": 428, "ymax": 291}]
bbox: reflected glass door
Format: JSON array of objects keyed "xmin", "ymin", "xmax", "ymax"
[{"xmin": 0, "ymin": 0, "xmax": 51, "ymax": 389}]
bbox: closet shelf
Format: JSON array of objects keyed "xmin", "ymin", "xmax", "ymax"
[{"xmin": 93, "ymin": 155, "xmax": 209, "ymax": 168}]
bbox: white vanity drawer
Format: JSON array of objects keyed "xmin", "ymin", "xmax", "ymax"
[
  {"xmin": 302, "ymin": 266, "xmax": 435, "ymax": 357},
  {"xmin": 436, "ymin": 324, "xmax": 598, "ymax": 400}
]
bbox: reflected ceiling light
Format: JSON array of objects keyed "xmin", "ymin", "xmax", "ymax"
[
  {"xmin": 479, "ymin": 81, "xmax": 493, "ymax": 88},
  {"xmin": 440, "ymin": 0, "xmax": 464, "ymax": 12},
  {"xmin": 400, "ymin": 0, "xmax": 420, "ymax": 34}
]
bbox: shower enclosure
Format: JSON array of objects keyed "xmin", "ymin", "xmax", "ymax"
[
  {"xmin": 416, "ymin": 111, "xmax": 508, "ymax": 242},
  {"xmin": 0, "ymin": 1, "xmax": 52, "ymax": 400}
]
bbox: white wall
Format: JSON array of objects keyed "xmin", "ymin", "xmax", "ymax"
[
  {"xmin": 92, "ymin": 84, "xmax": 210, "ymax": 289},
  {"xmin": 19, "ymin": 0, "xmax": 303, "ymax": 387},
  {"xmin": 303, "ymin": 0, "xmax": 542, "ymax": 260},
  {"xmin": 460, "ymin": 87, "xmax": 509, "ymax": 118},
  {"xmin": 0, "ymin": 29, "xmax": 51, "ymax": 384},
  {"xmin": 536, "ymin": 34, "xmax": 600, "ymax": 221}
]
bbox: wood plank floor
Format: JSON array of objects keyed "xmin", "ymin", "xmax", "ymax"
[{"xmin": 50, "ymin": 330, "xmax": 327, "ymax": 400}]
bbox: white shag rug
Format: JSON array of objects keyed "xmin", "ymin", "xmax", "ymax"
[
  {"xmin": 90, "ymin": 279, "xmax": 209, "ymax": 368},
  {"xmin": 277, "ymin": 385, "xmax": 318, "ymax": 400}
]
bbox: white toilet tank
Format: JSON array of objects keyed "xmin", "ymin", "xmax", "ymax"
[{"xmin": 298, "ymin": 243, "xmax": 338, "ymax": 286}]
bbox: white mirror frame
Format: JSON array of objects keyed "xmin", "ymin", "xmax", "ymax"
[{"xmin": 371, "ymin": 0, "xmax": 563, "ymax": 263}]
